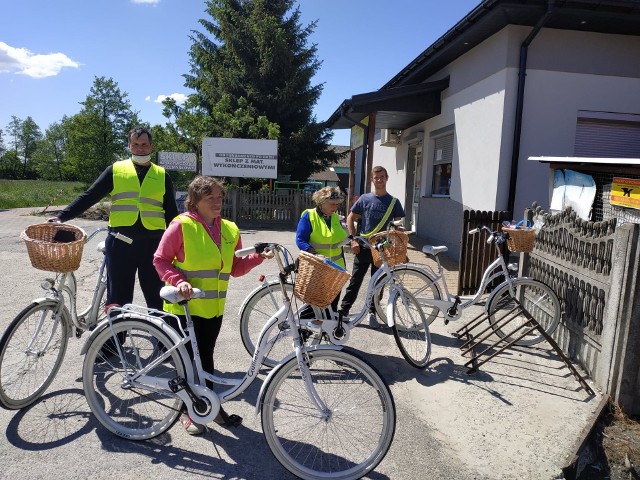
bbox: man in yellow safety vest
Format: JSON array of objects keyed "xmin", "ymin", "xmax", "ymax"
[{"xmin": 54, "ymin": 126, "xmax": 178, "ymax": 312}]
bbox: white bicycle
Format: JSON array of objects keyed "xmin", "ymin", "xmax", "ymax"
[
  {"xmin": 81, "ymin": 242, "xmax": 396, "ymax": 480},
  {"xmin": 399, "ymin": 224, "xmax": 562, "ymax": 346},
  {"xmin": 0, "ymin": 226, "xmax": 131, "ymax": 410},
  {"xmin": 239, "ymin": 223, "xmax": 431, "ymax": 369}
]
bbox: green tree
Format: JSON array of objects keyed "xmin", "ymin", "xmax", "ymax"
[
  {"xmin": 0, "ymin": 128, "xmax": 5, "ymax": 157},
  {"xmin": 180, "ymin": 0, "xmax": 338, "ymax": 181},
  {"xmin": 20, "ymin": 117, "xmax": 43, "ymax": 179},
  {"xmin": 65, "ymin": 76, "xmax": 140, "ymax": 183},
  {"xmin": 4, "ymin": 116, "xmax": 43, "ymax": 179},
  {"xmin": 32, "ymin": 119, "xmax": 70, "ymax": 181},
  {"xmin": 5, "ymin": 116, "xmax": 22, "ymax": 179},
  {"xmin": 0, "ymin": 128, "xmax": 6, "ymax": 179}
]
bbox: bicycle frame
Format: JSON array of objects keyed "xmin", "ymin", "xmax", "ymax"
[
  {"xmin": 106, "ymin": 248, "xmax": 341, "ymax": 424},
  {"xmin": 415, "ymin": 228, "xmax": 520, "ymax": 322},
  {"xmin": 313, "ymin": 233, "xmax": 405, "ymax": 341},
  {"xmin": 38, "ymin": 229, "xmax": 109, "ymax": 335}
]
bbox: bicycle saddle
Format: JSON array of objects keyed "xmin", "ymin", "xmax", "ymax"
[{"xmin": 422, "ymin": 245, "xmax": 448, "ymax": 256}]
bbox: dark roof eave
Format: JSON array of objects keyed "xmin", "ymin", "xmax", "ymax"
[
  {"xmin": 324, "ymin": 78, "xmax": 449, "ymax": 131},
  {"xmin": 384, "ymin": 0, "xmax": 640, "ymax": 89}
]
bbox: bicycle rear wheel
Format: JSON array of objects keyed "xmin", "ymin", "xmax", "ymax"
[
  {"xmin": 261, "ymin": 348, "xmax": 396, "ymax": 480},
  {"xmin": 240, "ymin": 282, "xmax": 323, "ymax": 367},
  {"xmin": 0, "ymin": 301, "xmax": 68, "ymax": 409},
  {"xmin": 374, "ymin": 266, "xmax": 441, "ymax": 325},
  {"xmin": 82, "ymin": 318, "xmax": 185, "ymax": 440},
  {"xmin": 487, "ymin": 278, "xmax": 561, "ymax": 346},
  {"xmin": 390, "ymin": 289, "xmax": 431, "ymax": 368}
]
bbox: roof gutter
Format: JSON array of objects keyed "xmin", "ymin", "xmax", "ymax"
[{"xmin": 507, "ymin": 0, "xmax": 555, "ymax": 216}]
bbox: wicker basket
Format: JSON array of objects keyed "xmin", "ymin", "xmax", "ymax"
[
  {"xmin": 21, "ymin": 223, "xmax": 87, "ymax": 272},
  {"xmin": 294, "ymin": 251, "xmax": 351, "ymax": 308},
  {"xmin": 369, "ymin": 230, "xmax": 409, "ymax": 267},
  {"xmin": 502, "ymin": 227, "xmax": 535, "ymax": 253}
]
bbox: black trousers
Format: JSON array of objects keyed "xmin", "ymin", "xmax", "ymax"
[
  {"xmin": 165, "ymin": 314, "xmax": 223, "ymax": 389},
  {"xmin": 105, "ymin": 233, "xmax": 163, "ymax": 310},
  {"xmin": 300, "ymin": 294, "xmax": 340, "ymax": 320},
  {"xmin": 340, "ymin": 247, "xmax": 378, "ymax": 315}
]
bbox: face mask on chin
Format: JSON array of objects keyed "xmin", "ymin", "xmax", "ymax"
[{"xmin": 131, "ymin": 154, "xmax": 151, "ymax": 165}]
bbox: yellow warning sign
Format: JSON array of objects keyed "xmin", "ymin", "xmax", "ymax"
[{"xmin": 611, "ymin": 177, "xmax": 640, "ymax": 209}]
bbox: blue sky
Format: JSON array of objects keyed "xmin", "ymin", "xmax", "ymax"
[{"xmin": 0, "ymin": 0, "xmax": 480, "ymax": 147}]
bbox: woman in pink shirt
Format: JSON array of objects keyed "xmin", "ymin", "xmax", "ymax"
[{"xmin": 154, "ymin": 176, "xmax": 271, "ymax": 435}]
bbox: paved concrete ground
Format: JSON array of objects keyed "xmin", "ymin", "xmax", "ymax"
[{"xmin": 0, "ymin": 208, "xmax": 603, "ymax": 479}]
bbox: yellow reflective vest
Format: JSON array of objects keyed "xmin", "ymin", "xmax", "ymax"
[
  {"xmin": 109, "ymin": 160, "xmax": 166, "ymax": 230},
  {"xmin": 164, "ymin": 215, "xmax": 240, "ymax": 319},
  {"xmin": 304, "ymin": 208, "xmax": 347, "ymax": 268}
]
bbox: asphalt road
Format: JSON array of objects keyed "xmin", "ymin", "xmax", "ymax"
[{"xmin": 0, "ymin": 209, "xmax": 602, "ymax": 480}]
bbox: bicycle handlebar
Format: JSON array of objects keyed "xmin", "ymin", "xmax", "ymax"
[
  {"xmin": 468, "ymin": 225, "xmax": 508, "ymax": 245},
  {"xmin": 235, "ymin": 245, "xmax": 256, "ymax": 257},
  {"xmin": 85, "ymin": 226, "xmax": 133, "ymax": 245},
  {"xmin": 235, "ymin": 242, "xmax": 294, "ymax": 278},
  {"xmin": 346, "ymin": 218, "xmax": 407, "ymax": 251}
]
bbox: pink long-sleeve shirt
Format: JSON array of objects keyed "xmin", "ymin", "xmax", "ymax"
[{"xmin": 153, "ymin": 210, "xmax": 264, "ymax": 287}]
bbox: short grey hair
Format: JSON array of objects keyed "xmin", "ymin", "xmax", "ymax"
[{"xmin": 312, "ymin": 186, "xmax": 345, "ymax": 206}]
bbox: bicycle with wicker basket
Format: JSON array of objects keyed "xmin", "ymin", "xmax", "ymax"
[
  {"xmin": 239, "ymin": 221, "xmax": 432, "ymax": 369},
  {"xmin": 0, "ymin": 222, "xmax": 132, "ymax": 409},
  {"xmin": 80, "ymin": 242, "xmax": 396, "ymax": 480},
  {"xmin": 406, "ymin": 223, "xmax": 561, "ymax": 346}
]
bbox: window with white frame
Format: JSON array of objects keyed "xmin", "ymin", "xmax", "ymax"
[{"xmin": 432, "ymin": 131, "xmax": 453, "ymax": 196}]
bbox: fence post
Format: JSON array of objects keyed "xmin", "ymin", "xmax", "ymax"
[
  {"xmin": 293, "ymin": 191, "xmax": 302, "ymax": 226},
  {"xmin": 597, "ymin": 222, "xmax": 640, "ymax": 414},
  {"xmin": 230, "ymin": 189, "xmax": 238, "ymax": 223}
]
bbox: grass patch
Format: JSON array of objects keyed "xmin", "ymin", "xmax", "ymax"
[{"xmin": 0, "ymin": 180, "xmax": 87, "ymax": 209}]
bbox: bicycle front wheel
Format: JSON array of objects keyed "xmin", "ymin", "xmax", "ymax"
[
  {"xmin": 374, "ymin": 266, "xmax": 441, "ymax": 325},
  {"xmin": 261, "ymin": 349, "xmax": 396, "ymax": 480},
  {"xmin": 390, "ymin": 289, "xmax": 432, "ymax": 368},
  {"xmin": 82, "ymin": 319, "xmax": 186, "ymax": 440},
  {"xmin": 240, "ymin": 282, "xmax": 323, "ymax": 368},
  {"xmin": 487, "ymin": 278, "xmax": 561, "ymax": 346},
  {"xmin": 0, "ymin": 301, "xmax": 68, "ymax": 410}
]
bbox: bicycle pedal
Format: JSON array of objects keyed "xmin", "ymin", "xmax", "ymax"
[{"xmin": 168, "ymin": 376, "xmax": 187, "ymax": 393}]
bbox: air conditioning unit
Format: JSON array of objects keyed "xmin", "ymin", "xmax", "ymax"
[{"xmin": 380, "ymin": 129, "xmax": 401, "ymax": 146}]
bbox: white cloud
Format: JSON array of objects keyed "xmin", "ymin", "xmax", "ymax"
[
  {"xmin": 151, "ymin": 93, "xmax": 188, "ymax": 105},
  {"xmin": 131, "ymin": 0, "xmax": 160, "ymax": 4},
  {"xmin": 0, "ymin": 41, "xmax": 79, "ymax": 78}
]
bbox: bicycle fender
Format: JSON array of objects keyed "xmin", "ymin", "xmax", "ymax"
[
  {"xmin": 238, "ymin": 279, "xmax": 285, "ymax": 316},
  {"xmin": 79, "ymin": 314, "xmax": 194, "ymax": 382},
  {"xmin": 28, "ymin": 298, "xmax": 73, "ymax": 337},
  {"xmin": 385, "ymin": 287, "xmax": 404, "ymax": 328},
  {"xmin": 254, "ymin": 344, "xmax": 342, "ymax": 415}
]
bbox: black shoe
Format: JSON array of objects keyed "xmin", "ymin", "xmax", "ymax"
[{"xmin": 213, "ymin": 406, "xmax": 243, "ymax": 427}]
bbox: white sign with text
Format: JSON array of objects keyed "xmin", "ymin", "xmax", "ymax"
[
  {"xmin": 202, "ymin": 137, "xmax": 278, "ymax": 179},
  {"xmin": 157, "ymin": 152, "xmax": 197, "ymax": 171}
]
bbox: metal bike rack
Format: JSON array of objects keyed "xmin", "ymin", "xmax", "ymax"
[{"xmin": 452, "ymin": 302, "xmax": 594, "ymax": 395}]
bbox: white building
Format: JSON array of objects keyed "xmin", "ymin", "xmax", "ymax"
[{"xmin": 326, "ymin": 0, "xmax": 640, "ymax": 259}]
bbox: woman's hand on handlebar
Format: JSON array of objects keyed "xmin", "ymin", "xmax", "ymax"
[{"xmin": 259, "ymin": 248, "xmax": 274, "ymax": 260}]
